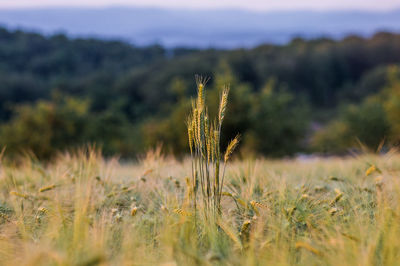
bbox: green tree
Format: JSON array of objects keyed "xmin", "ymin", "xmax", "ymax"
[
  {"xmin": 312, "ymin": 66, "xmax": 400, "ymax": 153},
  {"xmin": 0, "ymin": 97, "xmax": 90, "ymax": 158},
  {"xmin": 243, "ymin": 80, "xmax": 310, "ymax": 156}
]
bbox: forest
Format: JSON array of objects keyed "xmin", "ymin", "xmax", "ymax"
[{"xmin": 0, "ymin": 27, "xmax": 400, "ymax": 158}]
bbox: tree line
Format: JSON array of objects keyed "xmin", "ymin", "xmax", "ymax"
[{"xmin": 0, "ymin": 27, "xmax": 399, "ymax": 158}]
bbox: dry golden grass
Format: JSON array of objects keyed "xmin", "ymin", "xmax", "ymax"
[{"xmin": 1, "ymin": 149, "xmax": 400, "ymax": 265}]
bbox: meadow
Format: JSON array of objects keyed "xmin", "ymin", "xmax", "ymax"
[{"xmin": 1, "ymin": 148, "xmax": 400, "ymax": 265}]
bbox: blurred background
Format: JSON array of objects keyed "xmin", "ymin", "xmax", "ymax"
[{"xmin": 0, "ymin": 0, "xmax": 400, "ymax": 159}]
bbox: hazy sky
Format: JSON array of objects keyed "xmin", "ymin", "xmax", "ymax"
[{"xmin": 0, "ymin": 0, "xmax": 399, "ymax": 11}]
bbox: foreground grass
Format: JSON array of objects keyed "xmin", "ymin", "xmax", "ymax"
[{"xmin": 1, "ymin": 149, "xmax": 400, "ymax": 265}]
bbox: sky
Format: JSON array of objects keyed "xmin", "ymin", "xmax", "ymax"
[{"xmin": 0, "ymin": 0, "xmax": 399, "ymax": 11}]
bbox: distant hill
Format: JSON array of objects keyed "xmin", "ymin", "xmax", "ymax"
[{"xmin": 0, "ymin": 7, "xmax": 399, "ymax": 48}]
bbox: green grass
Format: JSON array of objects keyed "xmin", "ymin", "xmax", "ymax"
[{"xmin": 1, "ymin": 149, "xmax": 400, "ymax": 265}]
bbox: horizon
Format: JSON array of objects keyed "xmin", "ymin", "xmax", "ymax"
[
  {"xmin": 0, "ymin": 0, "xmax": 399, "ymax": 12},
  {"xmin": 1, "ymin": 5, "xmax": 400, "ymax": 13},
  {"xmin": 1, "ymin": 6, "xmax": 399, "ymax": 48}
]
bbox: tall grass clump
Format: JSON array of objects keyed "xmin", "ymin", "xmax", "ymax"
[{"xmin": 187, "ymin": 75, "xmax": 239, "ymax": 219}]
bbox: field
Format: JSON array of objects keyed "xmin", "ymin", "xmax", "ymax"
[
  {"xmin": 1, "ymin": 149, "xmax": 400, "ymax": 265},
  {"xmin": 1, "ymin": 3, "xmax": 400, "ymax": 266}
]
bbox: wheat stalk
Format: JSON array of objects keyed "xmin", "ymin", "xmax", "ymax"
[{"xmin": 187, "ymin": 75, "xmax": 239, "ymax": 221}]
